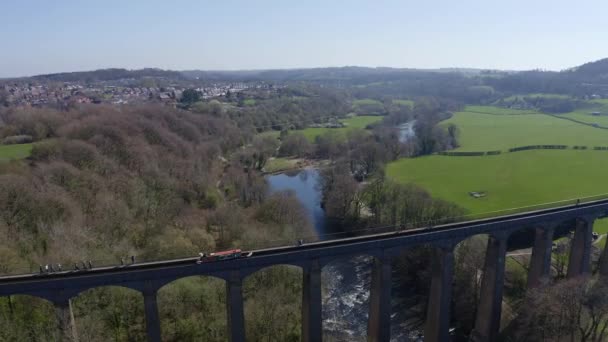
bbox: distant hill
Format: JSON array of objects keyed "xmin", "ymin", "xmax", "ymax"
[
  {"xmin": 567, "ymin": 58, "xmax": 608, "ymax": 80},
  {"xmin": 31, "ymin": 68, "xmax": 185, "ymax": 82},
  {"xmin": 9, "ymin": 58, "xmax": 608, "ymax": 97},
  {"xmin": 181, "ymin": 66, "xmax": 473, "ymax": 83}
]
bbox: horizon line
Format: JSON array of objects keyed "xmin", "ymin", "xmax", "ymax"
[{"xmin": 0, "ymin": 64, "xmax": 548, "ymax": 80}]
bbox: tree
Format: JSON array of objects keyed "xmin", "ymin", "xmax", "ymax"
[
  {"xmin": 0, "ymin": 89, "xmax": 8, "ymax": 107},
  {"xmin": 413, "ymin": 119, "xmax": 450, "ymax": 156},
  {"xmin": 180, "ymin": 89, "xmax": 200, "ymax": 105},
  {"xmin": 319, "ymin": 164, "xmax": 361, "ymax": 223},
  {"xmin": 512, "ymin": 277, "xmax": 608, "ymax": 342},
  {"xmin": 278, "ymin": 133, "xmax": 311, "ymax": 157},
  {"xmin": 314, "ymin": 132, "xmax": 346, "ymax": 159},
  {"xmin": 446, "ymin": 123, "xmax": 460, "ymax": 149}
]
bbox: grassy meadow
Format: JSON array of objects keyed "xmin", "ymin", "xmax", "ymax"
[
  {"xmin": 353, "ymin": 98, "xmax": 385, "ymax": 115},
  {"xmin": 264, "ymin": 157, "xmax": 298, "ymax": 173},
  {"xmin": 464, "ymin": 105, "xmax": 539, "ymax": 115},
  {"xmin": 256, "ymin": 115, "xmax": 383, "ymax": 142},
  {"xmin": 299, "ymin": 115, "xmax": 382, "ymax": 141},
  {"xmin": 353, "ymin": 98, "xmax": 382, "ymax": 107},
  {"xmin": 243, "ymin": 98, "xmax": 256, "ymax": 106},
  {"xmin": 387, "ymin": 149, "xmax": 608, "ymax": 215},
  {"xmin": 559, "ymin": 101, "xmax": 608, "ymax": 126},
  {"xmin": 0, "ymin": 144, "xmax": 33, "ymax": 162},
  {"xmin": 502, "ymin": 93, "xmax": 572, "ymax": 102},
  {"xmin": 442, "ymin": 109, "xmax": 608, "ymax": 152},
  {"xmin": 393, "ymin": 99, "xmax": 414, "ymax": 107},
  {"xmin": 389, "ymin": 102, "xmax": 608, "ymax": 231}
]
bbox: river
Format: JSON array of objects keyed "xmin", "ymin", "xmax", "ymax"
[
  {"xmin": 267, "ymin": 167, "xmax": 421, "ymax": 341},
  {"xmin": 398, "ymin": 120, "xmax": 416, "ymax": 143},
  {"xmin": 267, "ymin": 169, "xmax": 372, "ymax": 339}
]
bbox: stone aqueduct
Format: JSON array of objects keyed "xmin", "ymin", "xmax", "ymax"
[{"xmin": 2, "ymin": 200, "xmax": 608, "ymax": 342}]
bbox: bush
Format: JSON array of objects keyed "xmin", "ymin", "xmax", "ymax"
[
  {"xmin": 509, "ymin": 145, "xmax": 568, "ymax": 152},
  {"xmin": 2, "ymin": 135, "xmax": 32, "ymax": 145},
  {"xmin": 438, "ymin": 151, "xmax": 486, "ymax": 156}
]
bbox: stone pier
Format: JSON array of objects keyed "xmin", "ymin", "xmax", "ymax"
[
  {"xmin": 226, "ymin": 271, "xmax": 245, "ymax": 342},
  {"xmin": 471, "ymin": 234, "xmax": 507, "ymax": 342},
  {"xmin": 527, "ymin": 225, "xmax": 554, "ymax": 288},
  {"xmin": 143, "ymin": 290, "xmax": 161, "ymax": 342},
  {"xmin": 367, "ymin": 255, "xmax": 392, "ymax": 342},
  {"xmin": 55, "ymin": 298, "xmax": 78, "ymax": 342},
  {"xmin": 599, "ymin": 240, "xmax": 608, "ymax": 276},
  {"xmin": 424, "ymin": 245, "xmax": 454, "ymax": 342},
  {"xmin": 302, "ymin": 259, "xmax": 322, "ymax": 342},
  {"xmin": 567, "ymin": 217, "xmax": 594, "ymax": 278}
]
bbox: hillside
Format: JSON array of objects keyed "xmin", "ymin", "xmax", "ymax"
[{"xmin": 31, "ymin": 68, "xmax": 185, "ymax": 82}]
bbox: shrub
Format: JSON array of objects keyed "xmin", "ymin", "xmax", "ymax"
[{"xmin": 2, "ymin": 135, "xmax": 32, "ymax": 145}]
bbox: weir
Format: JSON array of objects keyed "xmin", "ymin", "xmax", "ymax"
[{"xmin": 1, "ymin": 200, "xmax": 608, "ymax": 342}]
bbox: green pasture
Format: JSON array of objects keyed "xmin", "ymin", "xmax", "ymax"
[
  {"xmin": 559, "ymin": 101, "xmax": 608, "ymax": 126},
  {"xmin": 502, "ymin": 93, "xmax": 572, "ymax": 102},
  {"xmin": 0, "ymin": 144, "xmax": 33, "ymax": 162},
  {"xmin": 442, "ymin": 109, "xmax": 608, "ymax": 152},
  {"xmin": 389, "ymin": 102, "xmax": 608, "ymax": 231},
  {"xmin": 264, "ymin": 157, "xmax": 297, "ymax": 173},
  {"xmin": 464, "ymin": 105, "xmax": 539, "ymax": 115},
  {"xmin": 591, "ymin": 99, "xmax": 608, "ymax": 105},
  {"xmin": 353, "ymin": 98, "xmax": 385, "ymax": 114},
  {"xmin": 257, "ymin": 130, "xmax": 280, "ymax": 140},
  {"xmin": 255, "ymin": 115, "xmax": 382, "ymax": 142},
  {"xmin": 353, "ymin": 98, "xmax": 382, "ymax": 107},
  {"xmin": 393, "ymin": 99, "xmax": 414, "ymax": 107},
  {"xmin": 300, "ymin": 115, "xmax": 382, "ymax": 141},
  {"xmin": 386, "ymin": 149, "xmax": 608, "ymax": 215},
  {"xmin": 595, "ymin": 220, "xmax": 608, "ymax": 235}
]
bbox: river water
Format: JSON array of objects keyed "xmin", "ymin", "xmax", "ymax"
[
  {"xmin": 267, "ymin": 170, "xmax": 372, "ymax": 340},
  {"xmin": 398, "ymin": 120, "xmax": 416, "ymax": 143},
  {"xmin": 267, "ymin": 167, "xmax": 420, "ymax": 341}
]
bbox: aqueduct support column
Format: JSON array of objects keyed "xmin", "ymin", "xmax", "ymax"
[
  {"xmin": 143, "ymin": 289, "xmax": 162, "ymax": 342},
  {"xmin": 567, "ymin": 217, "xmax": 594, "ymax": 278},
  {"xmin": 599, "ymin": 240, "xmax": 608, "ymax": 276},
  {"xmin": 471, "ymin": 234, "xmax": 507, "ymax": 342},
  {"xmin": 302, "ymin": 259, "xmax": 322, "ymax": 342},
  {"xmin": 424, "ymin": 244, "xmax": 454, "ymax": 342},
  {"xmin": 226, "ymin": 270, "xmax": 246, "ymax": 342},
  {"xmin": 527, "ymin": 225, "xmax": 555, "ymax": 289},
  {"xmin": 367, "ymin": 254, "xmax": 392, "ymax": 342},
  {"xmin": 54, "ymin": 298, "xmax": 78, "ymax": 342}
]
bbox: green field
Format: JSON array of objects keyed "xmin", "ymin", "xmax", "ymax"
[
  {"xmin": 591, "ymin": 99, "xmax": 608, "ymax": 105},
  {"xmin": 464, "ymin": 105, "xmax": 539, "ymax": 115},
  {"xmin": 595, "ymin": 220, "xmax": 608, "ymax": 234},
  {"xmin": 353, "ymin": 98, "xmax": 382, "ymax": 107},
  {"xmin": 257, "ymin": 130, "xmax": 281, "ymax": 140},
  {"xmin": 502, "ymin": 93, "xmax": 572, "ymax": 102},
  {"xmin": 560, "ymin": 101, "xmax": 608, "ymax": 127},
  {"xmin": 256, "ymin": 115, "xmax": 383, "ymax": 142},
  {"xmin": 443, "ymin": 109, "xmax": 608, "ymax": 152},
  {"xmin": 387, "ymin": 149, "xmax": 608, "ymax": 215},
  {"xmin": 353, "ymin": 98, "xmax": 384, "ymax": 114},
  {"xmin": 389, "ymin": 102, "xmax": 608, "ymax": 233},
  {"xmin": 243, "ymin": 98, "xmax": 256, "ymax": 106},
  {"xmin": 393, "ymin": 99, "xmax": 414, "ymax": 108},
  {"xmin": 264, "ymin": 157, "xmax": 297, "ymax": 173},
  {"xmin": 300, "ymin": 115, "xmax": 382, "ymax": 141},
  {"xmin": 0, "ymin": 144, "xmax": 33, "ymax": 162}
]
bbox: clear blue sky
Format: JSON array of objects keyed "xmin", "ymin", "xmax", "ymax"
[{"xmin": 2, "ymin": 0, "xmax": 607, "ymax": 77}]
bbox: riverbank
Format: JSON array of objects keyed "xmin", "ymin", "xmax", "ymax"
[{"xmin": 263, "ymin": 157, "xmax": 330, "ymax": 174}]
